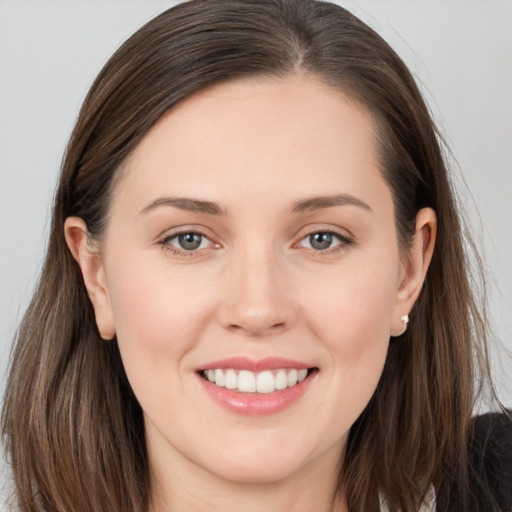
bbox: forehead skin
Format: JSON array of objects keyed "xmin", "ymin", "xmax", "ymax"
[{"xmin": 111, "ymin": 74, "xmax": 390, "ymax": 233}]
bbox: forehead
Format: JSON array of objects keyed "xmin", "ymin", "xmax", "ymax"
[{"xmin": 114, "ymin": 74, "xmax": 390, "ymax": 217}]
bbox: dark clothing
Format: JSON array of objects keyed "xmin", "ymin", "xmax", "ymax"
[{"xmin": 437, "ymin": 411, "xmax": 512, "ymax": 511}]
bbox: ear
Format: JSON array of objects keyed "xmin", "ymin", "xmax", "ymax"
[
  {"xmin": 391, "ymin": 207, "xmax": 437, "ymax": 336},
  {"xmin": 64, "ymin": 217, "xmax": 116, "ymax": 340}
]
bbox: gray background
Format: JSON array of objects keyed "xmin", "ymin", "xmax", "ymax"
[{"xmin": 0, "ymin": 0, "xmax": 511, "ymax": 503}]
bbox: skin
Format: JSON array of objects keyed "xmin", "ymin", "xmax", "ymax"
[{"xmin": 65, "ymin": 74, "xmax": 436, "ymax": 512}]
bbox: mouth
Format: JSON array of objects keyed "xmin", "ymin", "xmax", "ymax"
[
  {"xmin": 196, "ymin": 359, "xmax": 319, "ymax": 415},
  {"xmin": 199, "ymin": 367, "xmax": 317, "ymax": 394}
]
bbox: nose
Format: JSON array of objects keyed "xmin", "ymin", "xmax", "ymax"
[{"xmin": 217, "ymin": 246, "xmax": 298, "ymax": 337}]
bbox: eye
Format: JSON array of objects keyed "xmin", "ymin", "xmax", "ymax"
[
  {"xmin": 173, "ymin": 232, "xmax": 208, "ymax": 251},
  {"xmin": 298, "ymin": 231, "xmax": 351, "ymax": 251},
  {"xmin": 159, "ymin": 230, "xmax": 216, "ymax": 255}
]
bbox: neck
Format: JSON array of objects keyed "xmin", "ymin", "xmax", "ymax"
[
  {"xmin": 150, "ymin": 471, "xmax": 348, "ymax": 512},
  {"xmin": 147, "ymin": 433, "xmax": 348, "ymax": 512}
]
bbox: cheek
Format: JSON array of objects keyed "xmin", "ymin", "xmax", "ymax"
[
  {"xmin": 301, "ymin": 257, "xmax": 398, "ymax": 407},
  {"xmin": 105, "ymin": 256, "xmax": 218, "ymax": 369},
  {"xmin": 305, "ymin": 259, "xmax": 397, "ymax": 346},
  {"xmin": 103, "ymin": 258, "xmax": 223, "ymax": 427}
]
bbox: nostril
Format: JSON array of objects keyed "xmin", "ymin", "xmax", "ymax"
[
  {"xmin": 217, "ymin": 291, "xmax": 297, "ymax": 335},
  {"xmin": 227, "ymin": 321, "xmax": 287, "ymax": 336}
]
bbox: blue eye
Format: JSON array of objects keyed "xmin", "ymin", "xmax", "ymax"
[
  {"xmin": 309, "ymin": 232, "xmax": 335, "ymax": 250},
  {"xmin": 163, "ymin": 231, "xmax": 213, "ymax": 253},
  {"xmin": 299, "ymin": 231, "xmax": 349, "ymax": 251},
  {"xmin": 175, "ymin": 233, "xmax": 204, "ymax": 250}
]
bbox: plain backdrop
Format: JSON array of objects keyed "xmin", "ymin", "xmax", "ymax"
[{"xmin": 0, "ymin": 0, "xmax": 511, "ymax": 503}]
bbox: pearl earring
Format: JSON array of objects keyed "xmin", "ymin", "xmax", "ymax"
[{"xmin": 392, "ymin": 314, "xmax": 409, "ymax": 337}]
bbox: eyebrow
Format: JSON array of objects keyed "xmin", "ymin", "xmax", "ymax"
[
  {"xmin": 291, "ymin": 194, "xmax": 372, "ymax": 214},
  {"xmin": 139, "ymin": 193, "xmax": 372, "ymax": 217},
  {"xmin": 139, "ymin": 197, "xmax": 227, "ymax": 216}
]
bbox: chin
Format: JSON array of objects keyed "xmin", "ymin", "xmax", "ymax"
[
  {"xmin": 207, "ymin": 459, "xmax": 307, "ymax": 486},
  {"xmin": 195, "ymin": 439, "xmax": 323, "ymax": 486}
]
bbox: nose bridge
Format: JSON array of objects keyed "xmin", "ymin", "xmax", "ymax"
[{"xmin": 218, "ymin": 237, "xmax": 295, "ymax": 336}]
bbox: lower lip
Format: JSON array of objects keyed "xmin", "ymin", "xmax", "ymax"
[{"xmin": 198, "ymin": 370, "xmax": 316, "ymax": 416}]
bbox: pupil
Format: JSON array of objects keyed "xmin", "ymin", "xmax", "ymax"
[
  {"xmin": 179, "ymin": 233, "xmax": 202, "ymax": 250},
  {"xmin": 310, "ymin": 232, "xmax": 332, "ymax": 250}
]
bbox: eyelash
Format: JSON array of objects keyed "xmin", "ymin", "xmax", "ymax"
[
  {"xmin": 295, "ymin": 229, "xmax": 354, "ymax": 255},
  {"xmin": 157, "ymin": 228, "xmax": 354, "ymax": 257},
  {"xmin": 157, "ymin": 228, "xmax": 216, "ymax": 256}
]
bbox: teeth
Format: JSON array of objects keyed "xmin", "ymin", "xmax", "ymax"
[
  {"xmin": 203, "ymin": 368, "xmax": 310, "ymax": 393},
  {"xmin": 214, "ymin": 369, "xmax": 225, "ymax": 387},
  {"xmin": 256, "ymin": 371, "xmax": 274, "ymax": 393},
  {"xmin": 287, "ymin": 369, "xmax": 298, "ymax": 387},
  {"xmin": 275, "ymin": 369, "xmax": 288, "ymax": 390},
  {"xmin": 224, "ymin": 369, "xmax": 238, "ymax": 389},
  {"xmin": 238, "ymin": 370, "xmax": 256, "ymax": 392}
]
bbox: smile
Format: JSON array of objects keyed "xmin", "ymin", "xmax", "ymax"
[
  {"xmin": 203, "ymin": 368, "xmax": 309, "ymax": 394},
  {"xmin": 197, "ymin": 358, "xmax": 318, "ymax": 416}
]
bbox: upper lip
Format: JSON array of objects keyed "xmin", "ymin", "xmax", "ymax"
[{"xmin": 198, "ymin": 357, "xmax": 312, "ymax": 372}]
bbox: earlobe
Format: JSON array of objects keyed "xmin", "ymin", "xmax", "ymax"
[
  {"xmin": 391, "ymin": 208, "xmax": 437, "ymax": 336},
  {"xmin": 64, "ymin": 217, "xmax": 116, "ymax": 340}
]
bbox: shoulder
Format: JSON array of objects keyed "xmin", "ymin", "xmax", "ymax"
[
  {"xmin": 468, "ymin": 410, "xmax": 512, "ymax": 511},
  {"xmin": 436, "ymin": 410, "xmax": 512, "ymax": 512},
  {"xmin": 469, "ymin": 410, "xmax": 512, "ymax": 457}
]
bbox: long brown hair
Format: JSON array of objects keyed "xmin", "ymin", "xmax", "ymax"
[{"xmin": 1, "ymin": 1, "xmax": 499, "ymax": 510}]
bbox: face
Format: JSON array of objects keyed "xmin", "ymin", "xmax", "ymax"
[{"xmin": 71, "ymin": 75, "xmax": 429, "ymax": 491}]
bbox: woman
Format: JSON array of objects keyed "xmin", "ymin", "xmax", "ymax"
[{"xmin": 2, "ymin": 1, "xmax": 511, "ymax": 511}]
